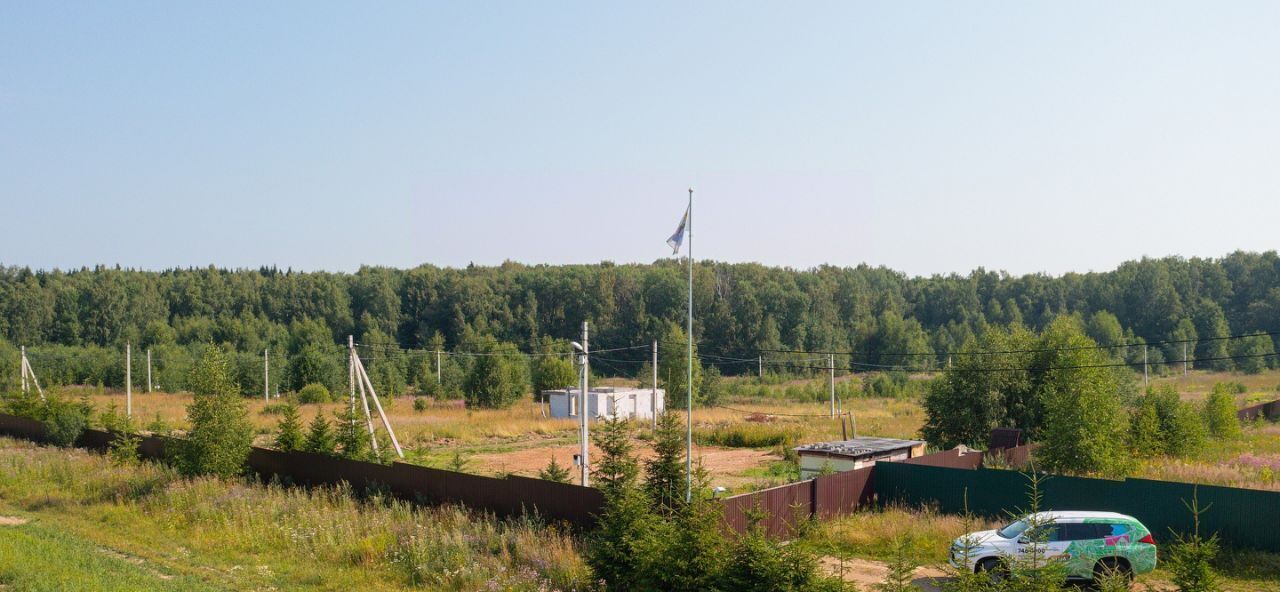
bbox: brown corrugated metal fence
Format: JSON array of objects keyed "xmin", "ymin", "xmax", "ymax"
[{"xmin": 0, "ymin": 413, "xmax": 603, "ymax": 529}]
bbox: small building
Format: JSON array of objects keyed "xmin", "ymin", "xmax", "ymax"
[
  {"xmin": 794, "ymin": 437, "xmax": 926, "ymax": 479},
  {"xmin": 543, "ymin": 387, "xmax": 665, "ymax": 421}
]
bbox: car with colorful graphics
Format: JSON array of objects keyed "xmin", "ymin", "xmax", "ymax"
[{"xmin": 949, "ymin": 511, "xmax": 1157, "ymax": 584}]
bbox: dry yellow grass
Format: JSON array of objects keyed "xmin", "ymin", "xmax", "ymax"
[{"xmin": 61, "ymin": 382, "xmax": 925, "ymax": 491}]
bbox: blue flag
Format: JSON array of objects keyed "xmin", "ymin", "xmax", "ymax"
[{"xmin": 667, "ymin": 207, "xmax": 688, "ymax": 255}]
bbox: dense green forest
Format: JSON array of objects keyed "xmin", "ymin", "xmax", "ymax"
[{"xmin": 1, "ymin": 251, "xmax": 1278, "ymax": 396}]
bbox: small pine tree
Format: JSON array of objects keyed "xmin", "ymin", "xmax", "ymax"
[
  {"xmin": 107, "ymin": 415, "xmax": 141, "ymax": 466},
  {"xmin": 539, "ymin": 456, "xmax": 571, "ymax": 483},
  {"xmin": 586, "ymin": 415, "xmax": 655, "ymax": 590},
  {"xmin": 1005, "ymin": 468, "xmax": 1068, "ymax": 592},
  {"xmin": 447, "ymin": 450, "xmax": 469, "ymax": 472},
  {"xmin": 145, "ymin": 412, "xmax": 170, "ymax": 435},
  {"xmin": 334, "ymin": 406, "xmax": 369, "ymax": 460},
  {"xmin": 645, "ymin": 411, "xmax": 686, "ymax": 513},
  {"xmin": 177, "ymin": 345, "xmax": 253, "ymax": 478},
  {"xmin": 942, "ymin": 490, "xmax": 993, "ymax": 592},
  {"xmin": 593, "ymin": 416, "xmax": 639, "ymax": 495},
  {"xmin": 302, "ymin": 414, "xmax": 335, "ymax": 455},
  {"xmin": 1167, "ymin": 488, "xmax": 1222, "ymax": 592},
  {"xmin": 718, "ymin": 507, "xmax": 836, "ymax": 592},
  {"xmin": 874, "ymin": 536, "xmax": 919, "ymax": 592},
  {"xmin": 274, "ymin": 403, "xmax": 304, "ymax": 452}
]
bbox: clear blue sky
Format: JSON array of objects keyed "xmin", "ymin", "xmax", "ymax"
[{"xmin": 3, "ymin": 2, "xmax": 1278, "ymax": 276}]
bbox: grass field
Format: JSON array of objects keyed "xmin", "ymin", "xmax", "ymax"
[
  {"xmin": 56, "ymin": 368, "xmax": 1280, "ymax": 494},
  {"xmin": 69, "ymin": 375, "xmax": 924, "ymax": 494},
  {"xmin": 0, "ymin": 437, "xmax": 589, "ymax": 591},
  {"xmin": 10, "ymin": 362, "xmax": 1280, "ymax": 590}
]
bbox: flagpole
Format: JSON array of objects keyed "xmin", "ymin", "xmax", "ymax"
[{"xmin": 686, "ymin": 187, "xmax": 693, "ymax": 504}]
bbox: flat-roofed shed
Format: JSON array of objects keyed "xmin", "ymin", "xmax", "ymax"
[{"xmin": 794, "ymin": 437, "xmax": 926, "ymax": 479}]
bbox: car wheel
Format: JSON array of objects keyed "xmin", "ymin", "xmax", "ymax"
[
  {"xmin": 976, "ymin": 558, "xmax": 1009, "ymax": 582},
  {"xmin": 1092, "ymin": 558, "xmax": 1133, "ymax": 589}
]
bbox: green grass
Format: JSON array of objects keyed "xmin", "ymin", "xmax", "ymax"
[
  {"xmin": 0, "ymin": 437, "xmax": 591, "ymax": 591},
  {"xmin": 0, "ymin": 519, "xmax": 221, "ymax": 591},
  {"xmin": 694, "ymin": 422, "xmax": 802, "ymax": 448}
]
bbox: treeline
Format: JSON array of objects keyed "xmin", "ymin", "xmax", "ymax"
[
  {"xmin": 924, "ymin": 318, "xmax": 1249, "ymax": 476},
  {"xmin": 1, "ymin": 251, "xmax": 1279, "ymax": 389}
]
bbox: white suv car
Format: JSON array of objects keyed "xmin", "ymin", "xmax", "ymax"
[{"xmin": 950, "ymin": 511, "xmax": 1157, "ymax": 583}]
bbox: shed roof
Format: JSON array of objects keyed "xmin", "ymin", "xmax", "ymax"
[{"xmin": 794, "ymin": 437, "xmax": 924, "ymax": 459}]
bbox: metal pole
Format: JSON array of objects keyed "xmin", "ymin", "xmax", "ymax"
[
  {"xmin": 580, "ymin": 321, "xmax": 590, "ymax": 487},
  {"xmin": 436, "ymin": 350, "xmax": 442, "ymax": 386},
  {"xmin": 829, "ymin": 353, "xmax": 836, "ymax": 418},
  {"xmin": 1183, "ymin": 342, "xmax": 1188, "ymax": 376},
  {"xmin": 652, "ymin": 339, "xmax": 658, "ymax": 428},
  {"xmin": 1143, "ymin": 345, "xmax": 1149, "ymax": 385},
  {"xmin": 126, "ymin": 342, "xmax": 132, "ymax": 419},
  {"xmin": 147, "ymin": 348, "xmax": 152, "ymax": 393},
  {"xmin": 264, "ymin": 348, "xmax": 270, "ymax": 401},
  {"xmin": 758, "ymin": 355, "xmax": 763, "ymax": 378},
  {"xmin": 686, "ymin": 187, "xmax": 694, "ymax": 504}
]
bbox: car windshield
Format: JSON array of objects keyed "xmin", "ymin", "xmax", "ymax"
[{"xmin": 997, "ymin": 519, "xmax": 1029, "ymax": 539}]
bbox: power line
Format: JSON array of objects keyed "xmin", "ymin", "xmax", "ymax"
[
  {"xmin": 770, "ymin": 351, "xmax": 1280, "ymax": 374},
  {"xmin": 753, "ymin": 329, "xmax": 1280, "ymax": 359}
]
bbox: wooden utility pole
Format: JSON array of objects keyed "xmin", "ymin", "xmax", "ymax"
[{"xmin": 126, "ymin": 342, "xmax": 132, "ymax": 419}]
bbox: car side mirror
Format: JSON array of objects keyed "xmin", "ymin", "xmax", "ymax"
[{"xmin": 1017, "ymin": 536, "xmax": 1030, "ymax": 544}]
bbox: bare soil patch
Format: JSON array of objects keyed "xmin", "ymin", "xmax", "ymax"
[
  {"xmin": 0, "ymin": 516, "xmax": 29, "ymax": 526},
  {"xmin": 821, "ymin": 557, "xmax": 947, "ymax": 591},
  {"xmin": 472, "ymin": 442, "xmax": 777, "ymax": 488}
]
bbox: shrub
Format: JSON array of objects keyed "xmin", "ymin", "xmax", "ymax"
[
  {"xmin": 413, "ymin": 397, "xmax": 429, "ymax": 412},
  {"xmin": 43, "ymin": 396, "xmax": 91, "ymax": 448},
  {"xmin": 297, "ymin": 383, "xmax": 332, "ymax": 404},
  {"xmin": 1203, "ymin": 387, "xmax": 1242, "ymax": 439},
  {"xmin": 260, "ymin": 402, "xmax": 293, "ymax": 415},
  {"xmin": 695, "ymin": 423, "xmax": 800, "ymax": 448},
  {"xmin": 174, "ymin": 345, "xmax": 254, "ymax": 478},
  {"xmin": 1130, "ymin": 385, "xmax": 1205, "ymax": 457},
  {"xmin": 463, "ymin": 344, "xmax": 529, "ymax": 409}
]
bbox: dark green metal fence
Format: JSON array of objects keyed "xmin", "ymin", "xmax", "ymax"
[{"xmin": 875, "ymin": 461, "xmax": 1280, "ymax": 552}]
